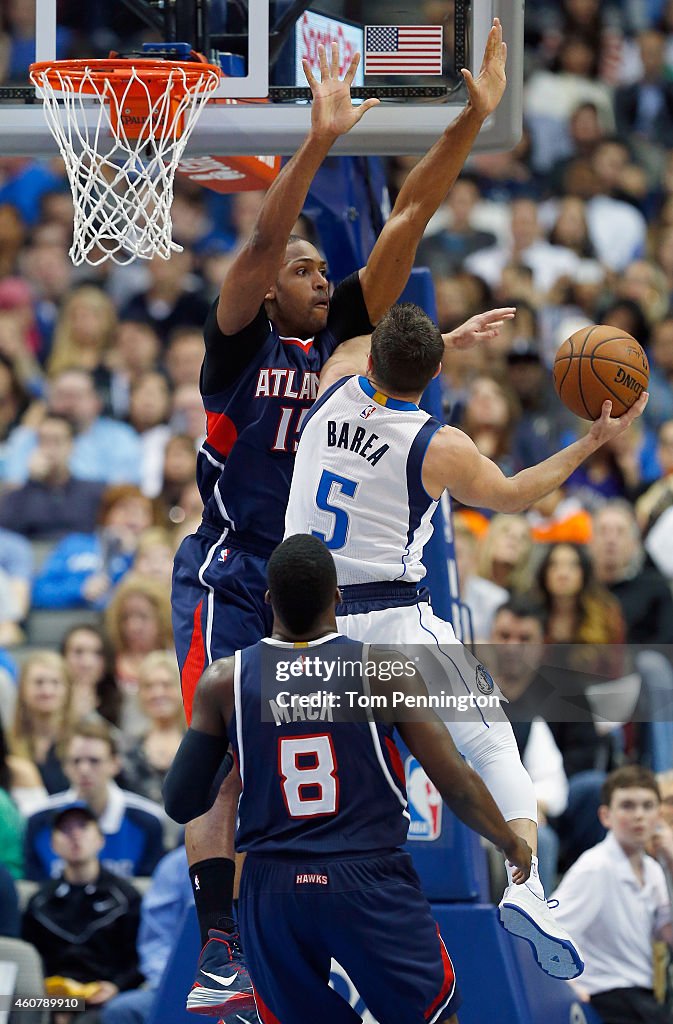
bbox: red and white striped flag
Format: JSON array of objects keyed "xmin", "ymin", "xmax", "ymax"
[{"xmin": 364, "ymin": 24, "xmax": 443, "ymax": 75}]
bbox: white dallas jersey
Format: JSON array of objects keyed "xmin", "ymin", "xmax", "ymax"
[{"xmin": 285, "ymin": 375, "xmax": 443, "ymax": 585}]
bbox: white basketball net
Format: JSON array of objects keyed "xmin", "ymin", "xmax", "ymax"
[{"xmin": 30, "ymin": 63, "xmax": 220, "ymax": 266}]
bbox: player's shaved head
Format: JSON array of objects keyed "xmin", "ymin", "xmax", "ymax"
[
  {"xmin": 268, "ymin": 535, "xmax": 337, "ymax": 635},
  {"xmin": 370, "ymin": 303, "xmax": 443, "ymax": 394}
]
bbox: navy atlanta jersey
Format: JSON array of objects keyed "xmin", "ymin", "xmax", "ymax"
[
  {"xmin": 285, "ymin": 375, "xmax": 444, "ymax": 585},
  {"xmin": 197, "ymin": 274, "xmax": 373, "ymax": 555},
  {"xmin": 230, "ymin": 634, "xmax": 410, "ymax": 855}
]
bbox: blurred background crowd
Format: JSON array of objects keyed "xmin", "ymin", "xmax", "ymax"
[{"xmin": 2, "ymin": 0, "xmax": 673, "ymax": 1019}]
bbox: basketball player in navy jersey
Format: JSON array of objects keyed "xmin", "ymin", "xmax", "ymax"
[
  {"xmin": 285, "ymin": 303, "xmax": 649, "ymax": 981},
  {"xmin": 171, "ymin": 23, "xmax": 512, "ymax": 1017},
  {"xmin": 165, "ymin": 534, "xmax": 531, "ymax": 1024}
]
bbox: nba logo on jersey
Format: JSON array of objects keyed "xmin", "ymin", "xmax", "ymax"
[
  {"xmin": 359, "ymin": 404, "xmax": 376, "ymax": 420},
  {"xmin": 405, "ymin": 756, "xmax": 442, "ymax": 841}
]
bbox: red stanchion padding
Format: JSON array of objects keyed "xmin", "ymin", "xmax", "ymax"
[
  {"xmin": 177, "ymin": 94, "xmax": 281, "ymax": 194},
  {"xmin": 177, "ymin": 153, "xmax": 282, "ymax": 193}
]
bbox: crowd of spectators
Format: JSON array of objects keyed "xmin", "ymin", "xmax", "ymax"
[{"xmin": 2, "ymin": 0, "xmax": 673, "ymax": 1019}]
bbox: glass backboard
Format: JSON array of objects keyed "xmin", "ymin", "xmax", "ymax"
[{"xmin": 0, "ymin": 0, "xmax": 523, "ymax": 156}]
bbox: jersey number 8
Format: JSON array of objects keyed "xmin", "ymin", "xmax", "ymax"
[{"xmin": 279, "ymin": 734, "xmax": 339, "ymax": 818}]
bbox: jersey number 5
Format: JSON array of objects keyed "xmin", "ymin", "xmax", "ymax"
[
  {"xmin": 312, "ymin": 469, "xmax": 358, "ymax": 551},
  {"xmin": 279, "ymin": 734, "xmax": 339, "ymax": 818}
]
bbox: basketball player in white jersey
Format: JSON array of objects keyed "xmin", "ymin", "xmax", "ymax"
[{"xmin": 285, "ymin": 302, "xmax": 648, "ymax": 981}]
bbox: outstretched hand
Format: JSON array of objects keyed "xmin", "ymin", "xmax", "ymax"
[
  {"xmin": 588, "ymin": 391, "xmax": 649, "ymax": 448},
  {"xmin": 445, "ymin": 307, "xmax": 516, "ymax": 350},
  {"xmin": 461, "ymin": 17, "xmax": 507, "ymax": 120},
  {"xmin": 303, "ymin": 43, "xmax": 380, "ymax": 139}
]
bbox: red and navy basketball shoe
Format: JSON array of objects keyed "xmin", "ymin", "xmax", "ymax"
[{"xmin": 187, "ymin": 929, "xmax": 256, "ymax": 1016}]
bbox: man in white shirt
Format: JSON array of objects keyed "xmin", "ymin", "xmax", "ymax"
[
  {"xmin": 552, "ymin": 765, "xmax": 673, "ymax": 1023},
  {"xmin": 465, "ymin": 197, "xmax": 580, "ymax": 295},
  {"xmin": 25, "ymin": 717, "xmax": 166, "ymax": 880}
]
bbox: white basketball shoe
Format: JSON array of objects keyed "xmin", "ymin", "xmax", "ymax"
[{"xmin": 498, "ymin": 884, "xmax": 585, "ymax": 980}]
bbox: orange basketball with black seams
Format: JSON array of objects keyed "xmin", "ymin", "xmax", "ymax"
[{"xmin": 553, "ymin": 324, "xmax": 649, "ymax": 421}]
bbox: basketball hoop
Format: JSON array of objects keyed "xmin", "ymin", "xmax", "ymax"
[{"xmin": 29, "ymin": 57, "xmax": 221, "ymax": 265}]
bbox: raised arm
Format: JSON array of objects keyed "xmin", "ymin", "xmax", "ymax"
[
  {"xmin": 163, "ymin": 658, "xmax": 234, "ymax": 823},
  {"xmin": 359, "ymin": 19, "xmax": 507, "ymax": 324},
  {"xmin": 423, "ymin": 394, "xmax": 649, "ymax": 512},
  {"xmin": 442, "ymin": 307, "xmax": 516, "ymax": 353},
  {"xmin": 216, "ymin": 45, "xmax": 379, "ymax": 335},
  {"xmin": 317, "ymin": 307, "xmax": 517, "ymax": 396}
]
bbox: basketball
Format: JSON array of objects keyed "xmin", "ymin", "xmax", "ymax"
[{"xmin": 553, "ymin": 324, "xmax": 650, "ymax": 421}]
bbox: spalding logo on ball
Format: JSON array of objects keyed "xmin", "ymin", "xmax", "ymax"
[{"xmin": 553, "ymin": 324, "xmax": 649, "ymax": 420}]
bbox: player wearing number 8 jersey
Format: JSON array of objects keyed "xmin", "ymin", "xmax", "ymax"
[
  {"xmin": 285, "ymin": 302, "xmax": 649, "ymax": 981},
  {"xmin": 165, "ymin": 534, "xmax": 531, "ymax": 1024}
]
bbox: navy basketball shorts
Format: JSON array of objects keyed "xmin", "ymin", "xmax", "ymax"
[
  {"xmin": 239, "ymin": 850, "xmax": 461, "ymax": 1024},
  {"xmin": 171, "ymin": 528, "xmax": 273, "ymax": 723}
]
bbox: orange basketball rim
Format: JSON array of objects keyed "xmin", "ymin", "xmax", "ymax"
[
  {"xmin": 29, "ymin": 55, "xmax": 222, "ymax": 142},
  {"xmin": 28, "ymin": 55, "xmax": 222, "ymax": 264}
]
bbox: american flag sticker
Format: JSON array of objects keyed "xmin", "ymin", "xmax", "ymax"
[{"xmin": 364, "ymin": 25, "xmax": 443, "ymax": 75}]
